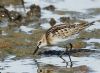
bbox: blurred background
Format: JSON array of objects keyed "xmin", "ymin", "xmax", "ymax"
[{"xmin": 0, "ymin": 0, "xmax": 100, "ymax": 73}]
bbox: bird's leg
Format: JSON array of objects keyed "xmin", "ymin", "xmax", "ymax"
[
  {"xmin": 58, "ymin": 51, "xmax": 68, "ymax": 68},
  {"xmin": 66, "ymin": 43, "xmax": 73, "ymax": 67},
  {"xmin": 33, "ymin": 51, "xmax": 40, "ymax": 68},
  {"xmin": 34, "ymin": 58, "xmax": 40, "ymax": 68}
]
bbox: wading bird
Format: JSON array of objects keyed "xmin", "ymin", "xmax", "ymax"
[{"xmin": 33, "ymin": 21, "xmax": 95, "ymax": 67}]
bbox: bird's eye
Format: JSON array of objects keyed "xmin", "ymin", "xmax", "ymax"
[
  {"xmin": 38, "ymin": 41, "xmax": 41, "ymax": 46},
  {"xmin": 37, "ymin": 41, "xmax": 41, "ymax": 46},
  {"xmin": 39, "ymin": 41, "xmax": 41, "ymax": 44},
  {"xmin": 38, "ymin": 41, "xmax": 41, "ymax": 45}
]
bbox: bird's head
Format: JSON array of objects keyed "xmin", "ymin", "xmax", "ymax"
[{"xmin": 33, "ymin": 34, "xmax": 47, "ymax": 55}]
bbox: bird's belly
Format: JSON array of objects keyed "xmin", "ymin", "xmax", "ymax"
[{"xmin": 51, "ymin": 34, "xmax": 79, "ymax": 45}]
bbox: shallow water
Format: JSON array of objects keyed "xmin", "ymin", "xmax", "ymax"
[
  {"xmin": 0, "ymin": 49, "xmax": 100, "ymax": 73},
  {"xmin": 0, "ymin": 0, "xmax": 100, "ymax": 73}
]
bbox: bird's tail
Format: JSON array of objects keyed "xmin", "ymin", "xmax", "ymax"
[
  {"xmin": 77, "ymin": 21, "xmax": 95, "ymax": 31},
  {"xmin": 86, "ymin": 21, "xmax": 95, "ymax": 26},
  {"xmin": 79, "ymin": 21, "xmax": 95, "ymax": 28}
]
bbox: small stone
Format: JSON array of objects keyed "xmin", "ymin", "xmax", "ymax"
[
  {"xmin": 0, "ymin": 5, "xmax": 9, "ymax": 19},
  {"xmin": 49, "ymin": 18, "xmax": 56, "ymax": 26},
  {"xmin": 27, "ymin": 4, "xmax": 41, "ymax": 18},
  {"xmin": 37, "ymin": 64, "xmax": 89, "ymax": 73},
  {"xmin": 9, "ymin": 11, "xmax": 22, "ymax": 22},
  {"xmin": 60, "ymin": 17, "xmax": 70, "ymax": 24},
  {"xmin": 43, "ymin": 5, "xmax": 56, "ymax": 11}
]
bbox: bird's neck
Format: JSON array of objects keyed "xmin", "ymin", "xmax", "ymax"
[{"xmin": 42, "ymin": 34, "xmax": 48, "ymax": 46}]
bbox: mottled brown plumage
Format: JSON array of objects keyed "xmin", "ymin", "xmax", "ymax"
[{"xmin": 33, "ymin": 21, "xmax": 95, "ymax": 55}]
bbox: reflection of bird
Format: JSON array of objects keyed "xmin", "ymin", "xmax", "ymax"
[{"xmin": 33, "ymin": 21, "xmax": 95, "ymax": 67}]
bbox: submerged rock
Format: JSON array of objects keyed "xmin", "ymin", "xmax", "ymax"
[
  {"xmin": 72, "ymin": 40, "xmax": 86, "ymax": 49},
  {"xmin": 60, "ymin": 17, "xmax": 70, "ymax": 24},
  {"xmin": 49, "ymin": 18, "xmax": 56, "ymax": 26},
  {"xmin": 8, "ymin": 21, "xmax": 21, "ymax": 29},
  {"xmin": 27, "ymin": 4, "xmax": 41, "ymax": 18},
  {"xmin": 43, "ymin": 5, "xmax": 56, "ymax": 11},
  {"xmin": 9, "ymin": 10, "xmax": 22, "ymax": 22},
  {"xmin": 0, "ymin": 5, "xmax": 9, "ymax": 20},
  {"xmin": 37, "ymin": 65, "xmax": 89, "ymax": 73}
]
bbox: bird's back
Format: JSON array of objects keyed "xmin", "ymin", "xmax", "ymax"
[{"xmin": 45, "ymin": 22, "xmax": 95, "ymax": 45}]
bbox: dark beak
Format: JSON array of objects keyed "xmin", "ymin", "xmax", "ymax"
[{"xmin": 33, "ymin": 46, "xmax": 39, "ymax": 55}]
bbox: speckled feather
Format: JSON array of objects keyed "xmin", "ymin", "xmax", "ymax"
[{"xmin": 45, "ymin": 22, "xmax": 94, "ymax": 44}]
